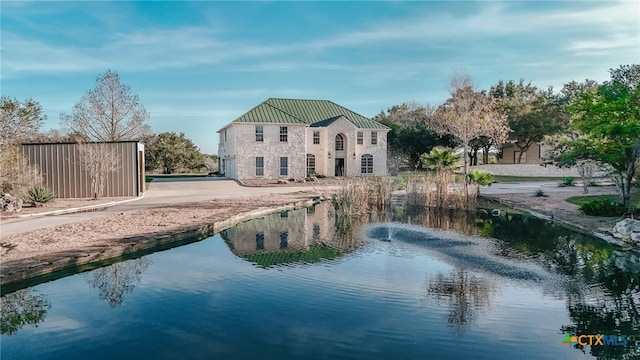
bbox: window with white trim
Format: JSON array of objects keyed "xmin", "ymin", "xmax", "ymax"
[
  {"xmin": 280, "ymin": 127, "xmax": 288, "ymax": 142},
  {"xmin": 357, "ymin": 131, "xmax": 363, "ymax": 145},
  {"xmin": 361, "ymin": 154, "xmax": 373, "ymax": 174},
  {"xmin": 255, "ymin": 126, "xmax": 263, "ymax": 142},
  {"xmin": 335, "ymin": 134, "xmax": 344, "ymax": 151},
  {"xmin": 306, "ymin": 154, "xmax": 316, "ymax": 176},
  {"xmin": 280, "ymin": 157, "xmax": 288, "ymax": 176},
  {"xmin": 371, "ymin": 131, "xmax": 377, "ymax": 145},
  {"xmin": 313, "ymin": 131, "xmax": 320, "ymax": 145},
  {"xmin": 255, "ymin": 157, "xmax": 264, "ymax": 176}
]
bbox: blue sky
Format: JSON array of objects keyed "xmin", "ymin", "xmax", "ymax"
[{"xmin": 2, "ymin": 1, "xmax": 638, "ymax": 154}]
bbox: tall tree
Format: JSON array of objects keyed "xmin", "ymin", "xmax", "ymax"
[
  {"xmin": 145, "ymin": 132, "xmax": 205, "ymax": 174},
  {"xmin": 560, "ymin": 64, "xmax": 640, "ymax": 210},
  {"xmin": 430, "ymin": 73, "xmax": 510, "ymax": 202},
  {"xmin": 490, "ymin": 80, "xmax": 566, "ymax": 163},
  {"xmin": 0, "ymin": 97, "xmax": 46, "ymax": 195},
  {"xmin": 374, "ymin": 103, "xmax": 455, "ymax": 169},
  {"xmin": 0, "ymin": 97, "xmax": 46, "ymax": 153},
  {"xmin": 61, "ymin": 70, "xmax": 151, "ymax": 141}
]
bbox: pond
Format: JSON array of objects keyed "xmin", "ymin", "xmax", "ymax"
[{"xmin": 1, "ymin": 202, "xmax": 639, "ymax": 359}]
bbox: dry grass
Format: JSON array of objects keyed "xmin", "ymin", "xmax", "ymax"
[
  {"xmin": 323, "ymin": 175, "xmax": 477, "ymax": 223},
  {"xmin": 405, "ymin": 173, "xmax": 476, "ymax": 210}
]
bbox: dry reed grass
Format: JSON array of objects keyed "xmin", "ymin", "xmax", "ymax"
[{"xmin": 323, "ymin": 174, "xmax": 477, "ymax": 218}]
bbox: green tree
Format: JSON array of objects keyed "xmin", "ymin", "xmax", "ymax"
[
  {"xmin": 374, "ymin": 103, "xmax": 456, "ymax": 169},
  {"xmin": 0, "ymin": 97, "xmax": 46, "ymax": 153},
  {"xmin": 560, "ymin": 64, "xmax": 640, "ymax": 210},
  {"xmin": 146, "ymin": 132, "xmax": 205, "ymax": 174},
  {"xmin": 490, "ymin": 80, "xmax": 566, "ymax": 163},
  {"xmin": 0, "ymin": 97, "xmax": 47, "ymax": 196}
]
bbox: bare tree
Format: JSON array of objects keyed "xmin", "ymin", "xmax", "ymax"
[
  {"xmin": 87, "ymin": 257, "xmax": 151, "ymax": 307},
  {"xmin": 61, "ymin": 70, "xmax": 151, "ymax": 141},
  {"xmin": 76, "ymin": 142, "xmax": 120, "ymax": 199},
  {"xmin": 430, "ymin": 73, "xmax": 510, "ymax": 203}
]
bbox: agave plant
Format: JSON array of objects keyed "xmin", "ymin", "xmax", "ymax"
[{"xmin": 27, "ymin": 185, "xmax": 55, "ymax": 204}]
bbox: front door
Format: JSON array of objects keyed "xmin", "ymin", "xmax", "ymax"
[{"xmin": 335, "ymin": 158, "xmax": 345, "ymax": 176}]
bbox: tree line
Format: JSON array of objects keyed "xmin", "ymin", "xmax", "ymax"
[
  {"xmin": 3, "ymin": 64, "xmax": 638, "ymax": 208},
  {"xmin": 375, "ymin": 64, "xmax": 639, "ymax": 211}
]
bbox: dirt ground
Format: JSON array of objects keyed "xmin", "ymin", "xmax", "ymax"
[
  {"xmin": 0, "ymin": 194, "xmax": 316, "ymax": 263},
  {"xmin": 481, "ymin": 186, "xmax": 621, "ymax": 236}
]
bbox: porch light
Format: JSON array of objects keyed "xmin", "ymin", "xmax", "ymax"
[{"xmin": 328, "ymin": 151, "xmax": 332, "ymax": 159}]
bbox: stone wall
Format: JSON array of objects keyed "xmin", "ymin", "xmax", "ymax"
[
  {"xmin": 470, "ymin": 164, "xmax": 608, "ymax": 177},
  {"xmin": 235, "ymin": 123, "xmax": 307, "ymax": 180}
]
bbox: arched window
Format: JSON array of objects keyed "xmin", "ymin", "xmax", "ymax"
[
  {"xmin": 335, "ymin": 134, "xmax": 344, "ymax": 151},
  {"xmin": 306, "ymin": 154, "xmax": 316, "ymax": 176},
  {"xmin": 361, "ymin": 154, "xmax": 373, "ymax": 174}
]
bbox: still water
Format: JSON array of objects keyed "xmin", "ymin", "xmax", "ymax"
[{"xmin": 1, "ymin": 202, "xmax": 639, "ymax": 359}]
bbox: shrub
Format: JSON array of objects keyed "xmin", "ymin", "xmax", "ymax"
[
  {"xmin": 534, "ymin": 188, "xmax": 547, "ymax": 197},
  {"xmin": 27, "ymin": 185, "xmax": 55, "ymax": 204},
  {"xmin": 561, "ymin": 177, "xmax": 575, "ymax": 187},
  {"xmin": 393, "ymin": 177, "xmax": 407, "ymax": 191},
  {"xmin": 467, "ymin": 170, "xmax": 493, "ymax": 186},
  {"xmin": 578, "ymin": 198, "xmax": 626, "ymax": 216}
]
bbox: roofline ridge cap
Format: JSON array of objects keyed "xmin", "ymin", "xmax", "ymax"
[{"xmin": 264, "ymin": 98, "xmax": 307, "ymax": 123}]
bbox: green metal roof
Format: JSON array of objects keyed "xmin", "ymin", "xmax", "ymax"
[
  {"xmin": 230, "ymin": 98, "xmax": 389, "ymax": 129},
  {"xmin": 232, "ymin": 101, "xmax": 307, "ymax": 124}
]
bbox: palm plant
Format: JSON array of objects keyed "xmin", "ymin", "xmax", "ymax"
[
  {"xmin": 420, "ymin": 147, "xmax": 461, "ymax": 172},
  {"xmin": 420, "ymin": 147, "xmax": 462, "ymax": 208},
  {"xmin": 467, "ymin": 170, "xmax": 493, "ymax": 196}
]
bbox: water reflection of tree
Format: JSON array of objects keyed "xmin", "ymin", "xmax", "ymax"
[
  {"xmin": 394, "ymin": 206, "xmax": 477, "ymax": 235},
  {"xmin": 1, "ymin": 289, "xmax": 51, "ymax": 335},
  {"xmin": 561, "ymin": 259, "xmax": 640, "ymax": 360},
  {"xmin": 479, "ymin": 212, "xmax": 611, "ymax": 279},
  {"xmin": 87, "ymin": 257, "xmax": 151, "ymax": 307},
  {"xmin": 425, "ymin": 268, "xmax": 496, "ymax": 334}
]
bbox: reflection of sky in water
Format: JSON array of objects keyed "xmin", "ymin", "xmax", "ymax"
[{"xmin": 3, "ymin": 207, "xmax": 629, "ymax": 359}]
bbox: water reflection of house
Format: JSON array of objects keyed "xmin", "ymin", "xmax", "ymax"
[{"xmin": 221, "ymin": 202, "xmax": 355, "ymax": 266}]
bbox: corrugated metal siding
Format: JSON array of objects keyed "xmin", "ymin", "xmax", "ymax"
[{"xmin": 21, "ymin": 142, "xmax": 143, "ymax": 198}]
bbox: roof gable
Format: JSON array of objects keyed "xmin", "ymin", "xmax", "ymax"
[
  {"xmin": 232, "ymin": 101, "xmax": 307, "ymax": 124},
  {"xmin": 227, "ymin": 98, "xmax": 389, "ymax": 129}
]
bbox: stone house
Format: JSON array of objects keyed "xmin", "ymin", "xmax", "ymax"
[{"xmin": 217, "ymin": 98, "xmax": 390, "ymax": 180}]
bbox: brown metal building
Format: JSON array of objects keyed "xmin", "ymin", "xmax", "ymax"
[{"xmin": 21, "ymin": 141, "xmax": 145, "ymax": 198}]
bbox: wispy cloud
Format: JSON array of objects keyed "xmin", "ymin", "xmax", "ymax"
[{"xmin": 2, "ymin": 1, "xmax": 636, "ymax": 79}]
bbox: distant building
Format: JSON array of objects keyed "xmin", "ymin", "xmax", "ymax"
[
  {"xmin": 217, "ymin": 98, "xmax": 390, "ymax": 180},
  {"xmin": 499, "ymin": 142, "xmax": 552, "ymax": 164}
]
